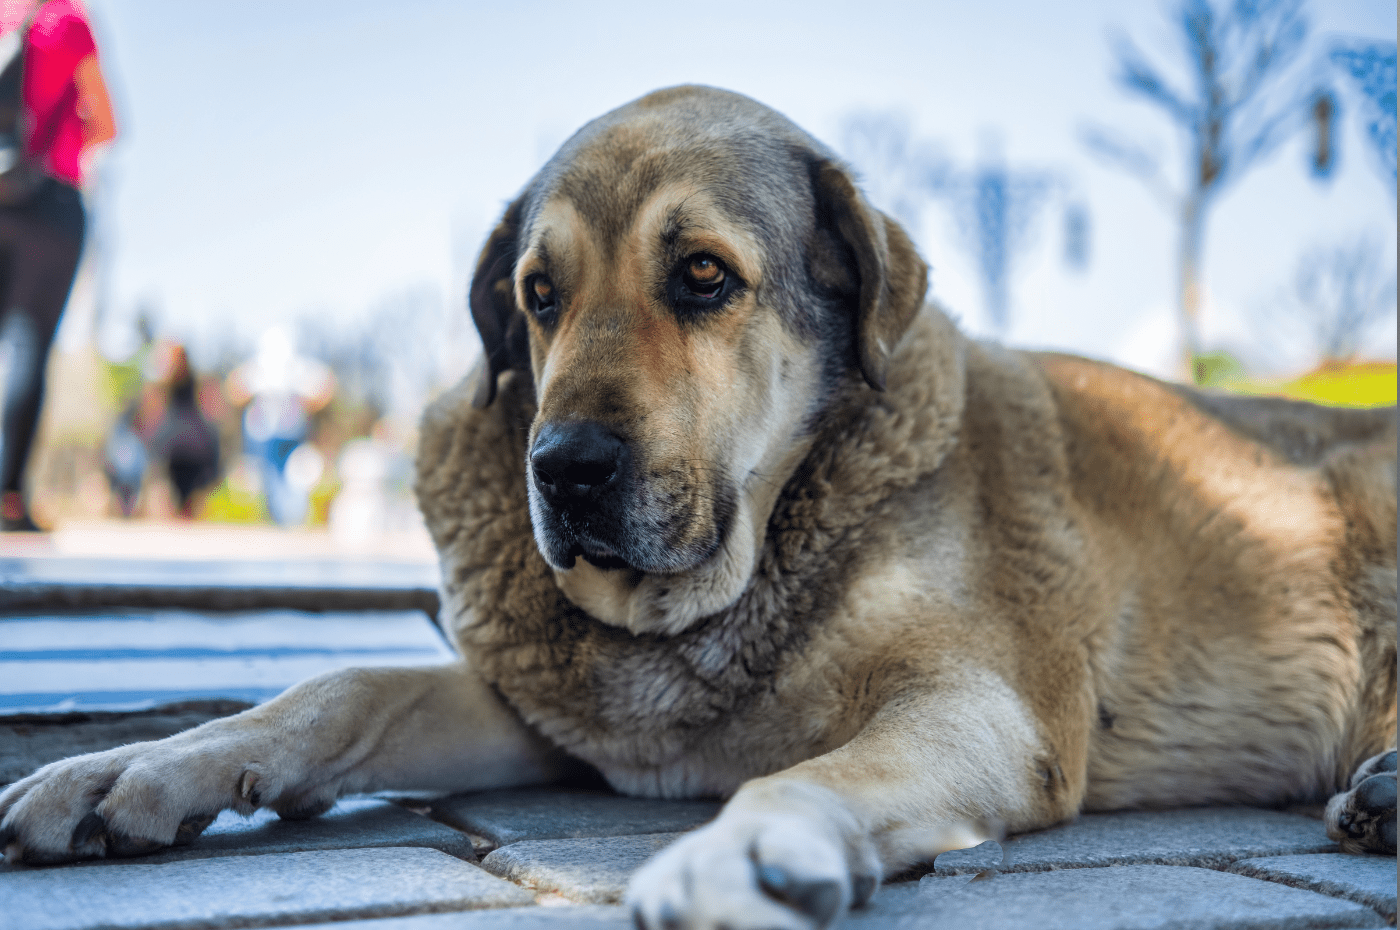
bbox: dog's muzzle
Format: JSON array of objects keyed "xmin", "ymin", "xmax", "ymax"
[{"xmin": 529, "ymin": 420, "xmax": 633, "ymax": 570}]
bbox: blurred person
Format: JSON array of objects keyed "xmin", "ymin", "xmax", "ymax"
[
  {"xmin": 101, "ymin": 399, "xmax": 144, "ymax": 515},
  {"xmin": 0, "ymin": 0, "xmax": 115, "ymax": 531},
  {"xmin": 225, "ymin": 327, "xmax": 334, "ymax": 526},
  {"xmin": 149, "ymin": 340, "xmax": 219, "ymax": 518}
]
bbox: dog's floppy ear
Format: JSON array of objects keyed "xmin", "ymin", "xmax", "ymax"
[
  {"xmin": 470, "ymin": 197, "xmax": 530, "ymax": 408},
  {"xmin": 812, "ymin": 160, "xmax": 929, "ymax": 391}
]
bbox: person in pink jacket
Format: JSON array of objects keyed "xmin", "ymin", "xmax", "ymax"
[{"xmin": 0, "ymin": 0, "xmax": 115, "ymax": 531}]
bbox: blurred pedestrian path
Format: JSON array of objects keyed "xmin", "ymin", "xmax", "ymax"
[
  {"xmin": 0, "ymin": 515, "xmax": 437, "ymax": 562},
  {"xmin": 0, "ymin": 608, "xmax": 453, "ymax": 714}
]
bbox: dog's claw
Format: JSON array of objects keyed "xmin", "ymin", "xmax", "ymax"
[
  {"xmin": 756, "ymin": 863, "xmax": 842, "ymax": 925},
  {"xmin": 851, "ymin": 873, "xmax": 877, "ymax": 907},
  {"xmin": 174, "ymin": 813, "xmax": 217, "ymax": 846},
  {"xmin": 107, "ymin": 831, "xmax": 165, "ymax": 857},
  {"xmin": 70, "ymin": 811, "xmax": 107, "ymax": 851}
]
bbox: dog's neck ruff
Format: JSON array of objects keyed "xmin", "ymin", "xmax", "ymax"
[{"xmin": 416, "ymin": 307, "xmax": 965, "ymax": 766}]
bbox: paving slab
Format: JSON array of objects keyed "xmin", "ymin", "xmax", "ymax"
[
  {"xmin": 1230, "ymin": 854, "xmax": 1398, "ymax": 924},
  {"xmin": 482, "ymin": 833, "xmax": 682, "ymax": 903},
  {"xmin": 430, "ymin": 788, "xmax": 720, "ymax": 847},
  {"xmin": 910, "ymin": 864, "xmax": 1387, "ymax": 929},
  {"xmin": 0, "ymin": 556, "xmax": 441, "ymax": 615},
  {"xmin": 0, "ymin": 847, "xmax": 532, "ymax": 930},
  {"xmin": 931, "ymin": 807, "xmax": 1337, "ymax": 874},
  {"xmin": 271, "ymin": 906, "xmax": 634, "ymax": 929},
  {"xmin": 0, "ymin": 797, "xmax": 478, "ymax": 871}
]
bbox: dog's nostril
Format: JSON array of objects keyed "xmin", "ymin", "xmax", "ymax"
[
  {"xmin": 563, "ymin": 459, "xmax": 616, "ymax": 489},
  {"xmin": 530, "ymin": 421, "xmax": 627, "ymax": 498}
]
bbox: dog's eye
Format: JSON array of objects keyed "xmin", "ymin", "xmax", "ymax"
[
  {"xmin": 525, "ymin": 274, "xmax": 559, "ymax": 324},
  {"xmin": 667, "ymin": 253, "xmax": 740, "ymax": 317},
  {"xmin": 683, "ymin": 256, "xmax": 725, "ymax": 297}
]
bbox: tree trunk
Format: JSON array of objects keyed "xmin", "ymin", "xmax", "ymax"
[{"xmin": 1177, "ymin": 194, "xmax": 1207, "ymax": 383}]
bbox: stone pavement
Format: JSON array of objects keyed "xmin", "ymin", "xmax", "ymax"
[
  {"xmin": 0, "ymin": 552, "xmax": 1394, "ymax": 929},
  {"xmin": 2, "ymin": 758, "xmax": 1394, "ymax": 929}
]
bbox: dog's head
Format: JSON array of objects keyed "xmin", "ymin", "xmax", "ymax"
[{"xmin": 470, "ymin": 86, "xmax": 927, "ymax": 634}]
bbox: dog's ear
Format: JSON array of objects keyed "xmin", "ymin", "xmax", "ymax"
[
  {"xmin": 812, "ymin": 160, "xmax": 928, "ymax": 391},
  {"xmin": 470, "ymin": 197, "xmax": 531, "ymax": 408}
]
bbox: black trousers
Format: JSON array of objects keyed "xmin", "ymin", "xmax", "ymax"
[{"xmin": 0, "ymin": 178, "xmax": 85, "ymax": 495}]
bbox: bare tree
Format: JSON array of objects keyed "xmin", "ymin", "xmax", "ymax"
[
  {"xmin": 1083, "ymin": 0, "xmax": 1310, "ymax": 383},
  {"xmin": 1291, "ymin": 235, "xmax": 1397, "ymax": 364},
  {"xmin": 296, "ymin": 282, "xmax": 447, "ymax": 422},
  {"xmin": 836, "ymin": 111, "xmax": 947, "ymax": 234}
]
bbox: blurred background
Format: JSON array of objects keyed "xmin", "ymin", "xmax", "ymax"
[{"xmin": 6, "ymin": 0, "xmax": 1396, "ymax": 558}]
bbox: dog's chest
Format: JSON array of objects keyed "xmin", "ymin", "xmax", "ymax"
[{"xmin": 456, "ymin": 542, "xmax": 859, "ymax": 795}]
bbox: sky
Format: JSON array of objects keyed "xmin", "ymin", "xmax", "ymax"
[{"xmin": 72, "ymin": 0, "xmax": 1397, "ymax": 381}]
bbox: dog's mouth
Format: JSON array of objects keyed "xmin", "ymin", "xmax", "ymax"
[
  {"xmin": 545, "ymin": 508, "xmax": 639, "ymax": 572},
  {"xmin": 538, "ymin": 506, "xmax": 729, "ymax": 577},
  {"xmin": 565, "ymin": 536, "xmax": 632, "ymax": 572}
]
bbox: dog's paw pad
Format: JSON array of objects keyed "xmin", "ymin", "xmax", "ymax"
[{"xmin": 1327, "ymin": 753, "xmax": 1397, "ymax": 856}]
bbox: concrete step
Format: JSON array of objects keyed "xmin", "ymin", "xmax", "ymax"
[
  {"xmin": 0, "ymin": 556, "xmax": 440, "ymax": 614},
  {"xmin": 0, "ymin": 608, "xmax": 455, "ymax": 714}
]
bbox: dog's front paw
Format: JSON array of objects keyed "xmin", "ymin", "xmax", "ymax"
[
  {"xmin": 0, "ymin": 741, "xmax": 232, "ymax": 865},
  {"xmin": 1325, "ymin": 750, "xmax": 1396, "ymax": 856},
  {"xmin": 626, "ymin": 809, "xmax": 878, "ymax": 930}
]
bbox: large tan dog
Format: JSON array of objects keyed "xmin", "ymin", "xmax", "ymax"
[{"xmin": 2, "ymin": 86, "xmax": 1396, "ymax": 930}]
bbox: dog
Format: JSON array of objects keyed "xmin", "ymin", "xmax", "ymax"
[{"xmin": 1, "ymin": 86, "xmax": 1395, "ymax": 930}]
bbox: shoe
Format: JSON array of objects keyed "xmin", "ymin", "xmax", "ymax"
[{"xmin": 2, "ymin": 491, "xmax": 41, "ymax": 532}]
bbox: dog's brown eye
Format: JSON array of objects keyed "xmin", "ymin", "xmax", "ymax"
[
  {"xmin": 525, "ymin": 274, "xmax": 559, "ymax": 324},
  {"xmin": 687, "ymin": 257, "xmax": 723, "ymax": 288},
  {"xmin": 682, "ymin": 256, "xmax": 727, "ymax": 300},
  {"xmin": 668, "ymin": 253, "xmax": 739, "ymax": 317}
]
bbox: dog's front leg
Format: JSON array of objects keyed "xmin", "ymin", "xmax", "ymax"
[
  {"xmin": 0, "ymin": 662, "xmax": 568, "ymax": 864},
  {"xmin": 628, "ymin": 668, "xmax": 1071, "ymax": 930}
]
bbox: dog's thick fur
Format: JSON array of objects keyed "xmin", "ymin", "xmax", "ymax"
[{"xmin": 2, "ymin": 86, "xmax": 1395, "ymax": 929}]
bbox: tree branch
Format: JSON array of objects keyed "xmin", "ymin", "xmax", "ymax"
[
  {"xmin": 1079, "ymin": 124, "xmax": 1179, "ymax": 208},
  {"xmin": 1111, "ymin": 31, "xmax": 1196, "ymax": 126}
]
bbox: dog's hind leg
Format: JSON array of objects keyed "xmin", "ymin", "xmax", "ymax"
[
  {"xmin": 0, "ymin": 662, "xmax": 569, "ymax": 864},
  {"xmin": 627, "ymin": 666, "xmax": 1080, "ymax": 930}
]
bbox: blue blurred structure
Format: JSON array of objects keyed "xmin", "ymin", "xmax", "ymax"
[
  {"xmin": 933, "ymin": 141, "xmax": 1065, "ymax": 335},
  {"xmin": 1330, "ymin": 41, "xmax": 1398, "ymax": 190},
  {"xmin": 838, "ymin": 114, "xmax": 1084, "ymax": 337}
]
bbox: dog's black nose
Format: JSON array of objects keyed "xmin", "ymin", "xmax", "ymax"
[{"xmin": 531, "ymin": 421, "xmax": 627, "ymax": 500}]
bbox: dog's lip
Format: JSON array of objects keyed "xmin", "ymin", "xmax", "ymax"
[{"xmin": 564, "ymin": 537, "xmax": 633, "ymax": 573}]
